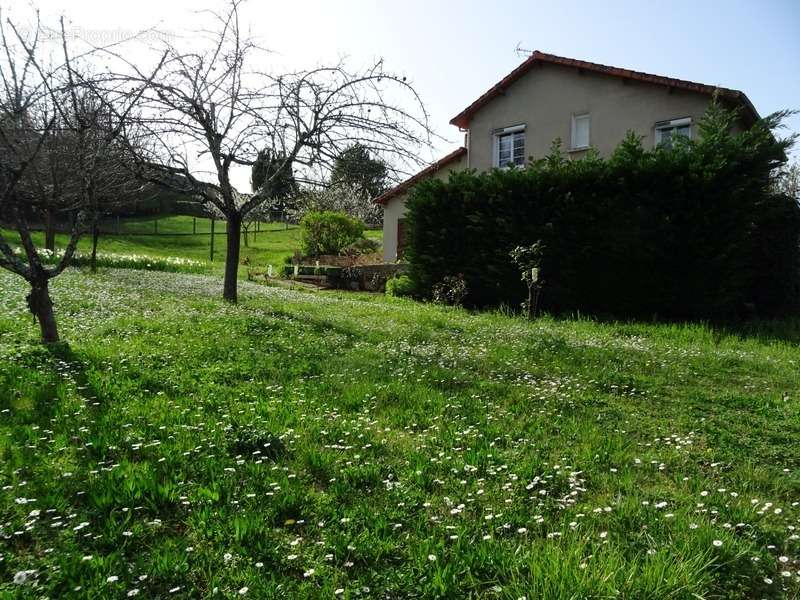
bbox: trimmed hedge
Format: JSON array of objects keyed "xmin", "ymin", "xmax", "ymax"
[{"xmin": 405, "ymin": 105, "xmax": 800, "ymax": 320}]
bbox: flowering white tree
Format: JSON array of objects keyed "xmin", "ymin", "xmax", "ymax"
[{"xmin": 294, "ymin": 183, "xmax": 383, "ymax": 225}]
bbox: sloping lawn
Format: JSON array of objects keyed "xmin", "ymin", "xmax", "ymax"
[
  {"xmin": 0, "ymin": 269, "xmax": 798, "ymax": 598},
  {"xmin": 1, "ymin": 216, "xmax": 383, "ymax": 277}
]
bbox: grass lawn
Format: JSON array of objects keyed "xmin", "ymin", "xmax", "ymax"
[
  {"xmin": 1, "ymin": 216, "xmax": 383, "ymax": 277},
  {"xmin": 0, "ymin": 269, "xmax": 799, "ymax": 598}
]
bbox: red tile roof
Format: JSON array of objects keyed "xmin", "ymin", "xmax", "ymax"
[
  {"xmin": 374, "ymin": 147, "xmax": 467, "ymax": 205},
  {"xmin": 450, "ymin": 51, "xmax": 759, "ymax": 129}
]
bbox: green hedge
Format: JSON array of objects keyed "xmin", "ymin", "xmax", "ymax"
[
  {"xmin": 299, "ymin": 211, "xmax": 365, "ymax": 256},
  {"xmin": 385, "ymin": 274, "xmax": 415, "ymax": 297},
  {"xmin": 405, "ymin": 105, "xmax": 800, "ymax": 320}
]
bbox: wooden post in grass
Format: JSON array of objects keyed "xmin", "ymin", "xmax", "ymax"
[
  {"xmin": 192, "ymin": 217, "xmax": 196, "ymax": 234},
  {"xmin": 210, "ymin": 218, "xmax": 215, "ymax": 261},
  {"xmin": 116, "ymin": 215, "xmax": 121, "ymax": 234},
  {"xmin": 154, "ymin": 219, "xmax": 158, "ymax": 234},
  {"xmin": 509, "ymin": 242, "xmax": 545, "ymax": 320}
]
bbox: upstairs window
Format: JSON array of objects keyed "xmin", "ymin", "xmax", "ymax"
[
  {"xmin": 494, "ymin": 124, "xmax": 526, "ymax": 168},
  {"xmin": 571, "ymin": 113, "xmax": 590, "ymax": 150},
  {"xmin": 655, "ymin": 117, "xmax": 692, "ymax": 147}
]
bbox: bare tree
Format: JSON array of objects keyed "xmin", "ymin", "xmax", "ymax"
[
  {"xmin": 0, "ymin": 11, "xmax": 160, "ymax": 343},
  {"xmin": 25, "ymin": 109, "xmax": 76, "ymax": 252},
  {"xmin": 75, "ymin": 97, "xmax": 157, "ymax": 272},
  {"xmin": 116, "ymin": 0, "xmax": 433, "ymax": 302}
]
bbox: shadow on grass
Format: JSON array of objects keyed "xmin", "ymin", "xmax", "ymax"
[
  {"xmin": 532, "ymin": 309, "xmax": 800, "ymax": 346},
  {"xmin": 43, "ymin": 341, "xmax": 94, "ymax": 389},
  {"xmin": 711, "ymin": 318, "xmax": 800, "ymax": 345},
  {"xmin": 0, "ymin": 341, "xmax": 97, "ymax": 419}
]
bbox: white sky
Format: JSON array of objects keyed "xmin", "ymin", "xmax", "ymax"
[{"xmin": 15, "ymin": 0, "xmax": 800, "ymax": 191}]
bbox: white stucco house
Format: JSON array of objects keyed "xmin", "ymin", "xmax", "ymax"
[{"xmin": 374, "ymin": 50, "xmax": 758, "ymax": 261}]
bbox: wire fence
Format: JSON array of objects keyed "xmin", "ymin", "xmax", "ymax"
[
  {"xmin": 95, "ymin": 216, "xmax": 293, "ymax": 236},
  {"xmin": 3, "ymin": 215, "xmax": 296, "ymax": 262},
  {"xmin": 4, "ymin": 215, "xmax": 294, "ymax": 236}
]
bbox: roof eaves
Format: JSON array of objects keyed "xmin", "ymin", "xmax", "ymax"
[
  {"xmin": 450, "ymin": 51, "xmax": 759, "ymax": 128},
  {"xmin": 373, "ymin": 147, "xmax": 467, "ymax": 206}
]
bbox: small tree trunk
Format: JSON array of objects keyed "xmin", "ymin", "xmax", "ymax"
[
  {"xmin": 27, "ymin": 277, "xmax": 59, "ymax": 343},
  {"xmin": 531, "ymin": 284, "xmax": 542, "ymax": 320},
  {"xmin": 90, "ymin": 221, "xmax": 100, "ymax": 273},
  {"xmin": 44, "ymin": 209, "xmax": 56, "ymax": 252},
  {"xmin": 223, "ymin": 213, "xmax": 242, "ymax": 302}
]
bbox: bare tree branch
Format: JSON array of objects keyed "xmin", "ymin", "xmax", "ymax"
[
  {"xmin": 106, "ymin": 0, "xmax": 436, "ymax": 301},
  {"xmin": 0, "ymin": 6, "xmax": 160, "ymax": 342}
]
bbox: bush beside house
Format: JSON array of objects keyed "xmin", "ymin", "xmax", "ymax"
[
  {"xmin": 385, "ymin": 274, "xmax": 414, "ymax": 297},
  {"xmin": 299, "ymin": 211, "xmax": 367, "ymax": 256},
  {"xmin": 404, "ymin": 106, "xmax": 800, "ymax": 320},
  {"xmin": 287, "ymin": 210, "xmax": 394, "ymax": 291}
]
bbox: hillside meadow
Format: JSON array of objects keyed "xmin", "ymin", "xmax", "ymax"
[
  {"xmin": 0, "ymin": 216, "xmax": 382, "ymax": 278},
  {"xmin": 0, "ymin": 268, "xmax": 799, "ymax": 598}
]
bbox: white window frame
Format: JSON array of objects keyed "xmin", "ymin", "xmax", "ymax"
[
  {"xmin": 654, "ymin": 117, "xmax": 692, "ymax": 147},
  {"xmin": 493, "ymin": 124, "xmax": 526, "ymax": 168},
  {"xmin": 570, "ymin": 113, "xmax": 591, "ymax": 151}
]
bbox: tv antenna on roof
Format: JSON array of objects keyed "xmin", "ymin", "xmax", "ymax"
[{"xmin": 515, "ymin": 43, "xmax": 534, "ymax": 58}]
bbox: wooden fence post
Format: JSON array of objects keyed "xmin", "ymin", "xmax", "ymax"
[
  {"xmin": 193, "ymin": 217, "xmax": 196, "ymax": 234},
  {"xmin": 210, "ymin": 218, "xmax": 215, "ymax": 261}
]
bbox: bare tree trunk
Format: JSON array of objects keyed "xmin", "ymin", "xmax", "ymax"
[
  {"xmin": 44, "ymin": 209, "xmax": 56, "ymax": 252},
  {"xmin": 223, "ymin": 213, "xmax": 241, "ymax": 302},
  {"xmin": 26, "ymin": 277, "xmax": 59, "ymax": 343},
  {"xmin": 90, "ymin": 220, "xmax": 100, "ymax": 273}
]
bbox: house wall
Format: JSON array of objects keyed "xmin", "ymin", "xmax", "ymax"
[
  {"xmin": 382, "ymin": 193, "xmax": 408, "ymax": 262},
  {"xmin": 381, "ymin": 62, "xmax": 751, "ymax": 262},
  {"xmin": 382, "ymin": 153, "xmax": 466, "ymax": 261},
  {"xmin": 467, "ymin": 62, "xmax": 720, "ymax": 170}
]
